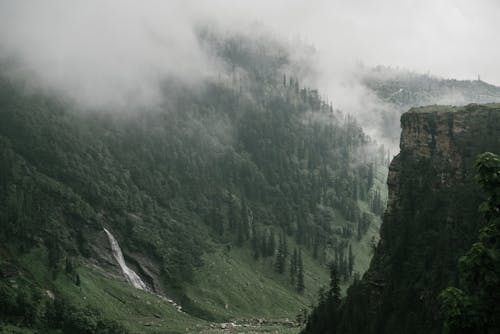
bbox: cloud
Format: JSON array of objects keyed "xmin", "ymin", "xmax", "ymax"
[
  {"xmin": 0, "ymin": 0, "xmax": 499, "ymax": 109},
  {"xmin": 0, "ymin": 0, "xmax": 212, "ymax": 108}
]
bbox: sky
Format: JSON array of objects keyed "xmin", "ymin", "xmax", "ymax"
[{"xmin": 0, "ymin": 0, "xmax": 499, "ymax": 109}]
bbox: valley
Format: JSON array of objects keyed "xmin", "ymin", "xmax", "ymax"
[{"xmin": 1, "ymin": 3, "xmax": 500, "ymax": 333}]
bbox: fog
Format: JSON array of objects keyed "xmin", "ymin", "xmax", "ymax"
[{"xmin": 1, "ymin": 0, "xmax": 499, "ymax": 111}]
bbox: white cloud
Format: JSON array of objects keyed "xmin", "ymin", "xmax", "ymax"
[{"xmin": 1, "ymin": 0, "xmax": 499, "ymax": 109}]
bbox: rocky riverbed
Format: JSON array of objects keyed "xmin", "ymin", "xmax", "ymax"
[{"xmin": 193, "ymin": 318, "xmax": 300, "ymax": 334}]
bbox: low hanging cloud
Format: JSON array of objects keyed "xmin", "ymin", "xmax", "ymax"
[
  {"xmin": 0, "ymin": 0, "xmax": 499, "ymax": 110},
  {"xmin": 0, "ymin": 0, "xmax": 213, "ymax": 108}
]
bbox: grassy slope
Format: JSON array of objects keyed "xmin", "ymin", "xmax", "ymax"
[
  {"xmin": 4, "ymin": 243, "xmax": 316, "ymax": 334},
  {"xmin": 10, "ymin": 247, "xmax": 203, "ymax": 334},
  {"xmin": 185, "ymin": 165, "xmax": 388, "ymax": 322},
  {"xmin": 0, "ymin": 140, "xmax": 387, "ymax": 333},
  {"xmin": 185, "ymin": 244, "xmax": 328, "ymax": 321}
]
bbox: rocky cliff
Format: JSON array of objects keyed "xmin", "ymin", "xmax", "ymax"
[{"xmin": 337, "ymin": 104, "xmax": 500, "ymax": 334}]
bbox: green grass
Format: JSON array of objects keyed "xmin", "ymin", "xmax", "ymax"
[
  {"xmin": 12, "ymin": 245, "xmax": 320, "ymax": 333},
  {"xmin": 8, "ymin": 161, "xmax": 389, "ymax": 334},
  {"xmin": 0, "ymin": 323, "xmax": 36, "ymax": 334},
  {"xmin": 185, "ymin": 244, "xmax": 328, "ymax": 322},
  {"xmin": 15, "ymin": 247, "xmax": 205, "ymax": 334}
]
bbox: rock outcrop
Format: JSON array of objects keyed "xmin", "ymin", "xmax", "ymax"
[{"xmin": 337, "ymin": 104, "xmax": 500, "ymax": 334}]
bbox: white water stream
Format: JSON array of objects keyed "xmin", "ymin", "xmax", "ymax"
[
  {"xmin": 103, "ymin": 228, "xmax": 183, "ymax": 312},
  {"xmin": 104, "ymin": 228, "xmax": 147, "ymax": 290}
]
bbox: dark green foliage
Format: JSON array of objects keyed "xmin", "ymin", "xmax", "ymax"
[
  {"xmin": 297, "ymin": 249, "xmax": 305, "ymax": 293},
  {"xmin": 0, "ymin": 277, "xmax": 126, "ymax": 333},
  {"xmin": 0, "ymin": 30, "xmax": 386, "ymax": 328},
  {"xmin": 75, "ymin": 273, "xmax": 81, "ymax": 286},
  {"xmin": 290, "ymin": 248, "xmax": 298, "ymax": 284},
  {"xmin": 251, "ymin": 223, "xmax": 260, "ymax": 260},
  {"xmin": 476, "ymin": 152, "xmax": 500, "ymax": 218},
  {"xmin": 65, "ymin": 257, "xmax": 74, "ymax": 274},
  {"xmin": 304, "ymin": 106, "xmax": 500, "ymax": 334},
  {"xmin": 275, "ymin": 232, "xmax": 287, "ymax": 274},
  {"xmin": 301, "ymin": 263, "xmax": 341, "ymax": 334},
  {"xmin": 266, "ymin": 230, "xmax": 276, "ymax": 257},
  {"xmin": 440, "ymin": 153, "xmax": 500, "ymax": 333},
  {"xmin": 44, "ymin": 297, "xmax": 128, "ymax": 334}
]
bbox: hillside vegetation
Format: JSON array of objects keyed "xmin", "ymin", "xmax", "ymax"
[
  {"xmin": 0, "ymin": 30, "xmax": 387, "ymax": 333},
  {"xmin": 302, "ymin": 104, "xmax": 500, "ymax": 334}
]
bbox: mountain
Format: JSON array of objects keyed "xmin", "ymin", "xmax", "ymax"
[
  {"xmin": 0, "ymin": 31, "xmax": 387, "ymax": 333},
  {"xmin": 365, "ymin": 67, "xmax": 500, "ymax": 108},
  {"xmin": 302, "ymin": 103, "xmax": 500, "ymax": 333},
  {"xmin": 358, "ymin": 66, "xmax": 500, "ymax": 149}
]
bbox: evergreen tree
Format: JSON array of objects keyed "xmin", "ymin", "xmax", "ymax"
[
  {"xmin": 275, "ymin": 232, "xmax": 287, "ymax": 274},
  {"xmin": 297, "ymin": 249, "xmax": 305, "ymax": 293},
  {"xmin": 290, "ymin": 248, "xmax": 298, "ymax": 284},
  {"xmin": 302, "ymin": 263, "xmax": 340, "ymax": 334},
  {"xmin": 283, "ymin": 232, "xmax": 288, "ymax": 258},
  {"xmin": 312, "ymin": 238, "xmax": 319, "ymax": 259},
  {"xmin": 65, "ymin": 257, "xmax": 73, "ymax": 274},
  {"xmin": 328, "ymin": 263, "xmax": 341, "ymax": 304},
  {"xmin": 240, "ymin": 198, "xmax": 249, "ymax": 242},
  {"xmin": 75, "ymin": 273, "xmax": 81, "ymax": 286},
  {"xmin": 260, "ymin": 234, "xmax": 268, "ymax": 258},
  {"xmin": 251, "ymin": 225, "xmax": 260, "ymax": 260},
  {"xmin": 267, "ymin": 230, "xmax": 276, "ymax": 257},
  {"xmin": 440, "ymin": 153, "xmax": 500, "ymax": 333}
]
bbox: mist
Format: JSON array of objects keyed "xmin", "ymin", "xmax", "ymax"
[{"xmin": 1, "ymin": 0, "xmax": 499, "ymax": 112}]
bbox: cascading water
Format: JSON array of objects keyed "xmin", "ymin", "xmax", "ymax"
[
  {"xmin": 104, "ymin": 228, "xmax": 147, "ymax": 290},
  {"xmin": 103, "ymin": 228, "xmax": 183, "ymax": 312}
]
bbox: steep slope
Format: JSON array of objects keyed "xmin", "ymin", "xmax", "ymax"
[
  {"xmin": 364, "ymin": 67, "xmax": 500, "ymax": 108},
  {"xmin": 360, "ymin": 66, "xmax": 500, "ymax": 149},
  {"xmin": 0, "ymin": 31, "xmax": 386, "ymax": 333},
  {"xmin": 303, "ymin": 103, "xmax": 500, "ymax": 334},
  {"xmin": 440, "ymin": 152, "xmax": 500, "ymax": 333}
]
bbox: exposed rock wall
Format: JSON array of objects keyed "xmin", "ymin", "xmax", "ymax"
[{"xmin": 338, "ymin": 104, "xmax": 500, "ymax": 334}]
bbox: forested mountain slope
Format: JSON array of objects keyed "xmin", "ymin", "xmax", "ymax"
[
  {"xmin": 0, "ymin": 31, "xmax": 387, "ymax": 333},
  {"xmin": 302, "ymin": 103, "xmax": 500, "ymax": 334},
  {"xmin": 359, "ymin": 66, "xmax": 500, "ymax": 149}
]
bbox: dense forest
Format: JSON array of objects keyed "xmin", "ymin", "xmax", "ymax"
[
  {"xmin": 301, "ymin": 105, "xmax": 500, "ymax": 334},
  {"xmin": 2, "ymin": 20, "xmax": 500, "ymax": 334},
  {"xmin": 0, "ymin": 30, "xmax": 387, "ymax": 332}
]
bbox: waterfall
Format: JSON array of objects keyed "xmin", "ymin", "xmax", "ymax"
[{"xmin": 104, "ymin": 228, "xmax": 147, "ymax": 290}]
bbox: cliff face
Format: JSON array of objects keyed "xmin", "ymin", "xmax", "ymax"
[{"xmin": 338, "ymin": 104, "xmax": 500, "ymax": 334}]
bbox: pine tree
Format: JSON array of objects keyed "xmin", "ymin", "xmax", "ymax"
[
  {"xmin": 75, "ymin": 273, "xmax": 81, "ymax": 286},
  {"xmin": 240, "ymin": 199, "xmax": 249, "ymax": 241},
  {"xmin": 440, "ymin": 153, "xmax": 500, "ymax": 333},
  {"xmin": 275, "ymin": 232, "xmax": 287, "ymax": 274},
  {"xmin": 290, "ymin": 248, "xmax": 298, "ymax": 284},
  {"xmin": 251, "ymin": 225, "xmax": 260, "ymax": 260},
  {"xmin": 283, "ymin": 233, "xmax": 288, "ymax": 258},
  {"xmin": 267, "ymin": 230, "xmax": 276, "ymax": 257},
  {"xmin": 260, "ymin": 234, "xmax": 267, "ymax": 258},
  {"xmin": 328, "ymin": 263, "xmax": 341, "ymax": 303},
  {"xmin": 297, "ymin": 249, "xmax": 305, "ymax": 293},
  {"xmin": 312, "ymin": 238, "xmax": 318, "ymax": 259},
  {"xmin": 65, "ymin": 257, "xmax": 73, "ymax": 274}
]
